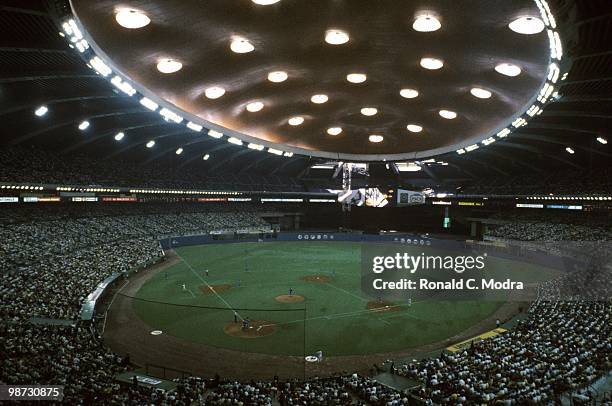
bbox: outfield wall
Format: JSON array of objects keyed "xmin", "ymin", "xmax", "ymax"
[
  {"xmin": 159, "ymin": 231, "xmax": 433, "ymax": 249},
  {"xmin": 159, "ymin": 232, "xmax": 586, "ymax": 275}
]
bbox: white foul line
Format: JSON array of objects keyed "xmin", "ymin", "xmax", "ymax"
[{"xmin": 175, "ymin": 251, "xmax": 243, "ymax": 321}]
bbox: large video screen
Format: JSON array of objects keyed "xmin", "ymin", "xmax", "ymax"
[{"xmin": 334, "ymin": 188, "xmax": 390, "ymax": 208}]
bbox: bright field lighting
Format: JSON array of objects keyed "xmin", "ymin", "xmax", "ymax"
[
  {"xmin": 288, "ymin": 116, "xmax": 304, "ymax": 126},
  {"xmin": 495, "ymin": 63, "xmax": 522, "ymax": 77},
  {"xmin": 407, "ymin": 124, "xmax": 423, "ymax": 133},
  {"xmin": 420, "ymin": 57, "xmax": 444, "ymax": 70},
  {"xmin": 509, "ymin": 16, "xmax": 545, "ymax": 35},
  {"xmin": 347, "ymin": 73, "xmax": 367, "ymax": 83},
  {"xmin": 400, "ymin": 89, "xmax": 419, "ymax": 99},
  {"xmin": 413, "ymin": 15, "xmax": 441, "ymax": 32},
  {"xmin": 156, "ymin": 58, "xmax": 182, "ymax": 74},
  {"xmin": 268, "ymin": 71, "xmax": 288, "ymax": 83},
  {"xmin": 205, "ymin": 86, "xmax": 226, "ymax": 99},
  {"xmin": 470, "ymin": 88, "xmax": 492, "ymax": 99},
  {"xmin": 115, "ymin": 9, "xmax": 151, "ymax": 29},
  {"xmin": 246, "ymin": 101, "xmax": 264, "ymax": 112},
  {"xmin": 439, "ymin": 110, "xmax": 457, "ymax": 119},
  {"xmin": 327, "ymin": 127, "xmax": 343, "ymax": 136},
  {"xmin": 361, "ymin": 107, "xmax": 378, "ymax": 116},
  {"xmin": 311, "ymin": 94, "xmax": 328, "ymax": 104},
  {"xmin": 34, "ymin": 106, "xmax": 48, "ymax": 117},
  {"xmin": 230, "ymin": 37, "xmax": 255, "ymax": 53},
  {"xmin": 325, "ymin": 29, "xmax": 349, "ymax": 45}
]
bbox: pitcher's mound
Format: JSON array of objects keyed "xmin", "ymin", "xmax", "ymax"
[
  {"xmin": 302, "ymin": 275, "xmax": 331, "ymax": 283},
  {"xmin": 200, "ymin": 284, "xmax": 232, "ymax": 295},
  {"xmin": 367, "ymin": 301, "xmax": 401, "ymax": 312},
  {"xmin": 224, "ymin": 320, "xmax": 276, "ymax": 338},
  {"xmin": 275, "ymin": 294, "xmax": 305, "ymax": 303}
]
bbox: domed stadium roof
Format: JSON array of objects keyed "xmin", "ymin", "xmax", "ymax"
[
  {"xmin": 0, "ymin": 0, "xmax": 609, "ymax": 178},
  {"xmin": 71, "ymin": 0, "xmax": 553, "ymax": 160}
]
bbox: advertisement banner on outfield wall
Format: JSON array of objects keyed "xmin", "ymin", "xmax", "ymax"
[{"xmin": 360, "ymin": 241, "xmax": 610, "ymax": 302}]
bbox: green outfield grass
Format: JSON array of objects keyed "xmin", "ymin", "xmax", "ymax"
[{"xmin": 131, "ymin": 242, "xmax": 557, "ymax": 356}]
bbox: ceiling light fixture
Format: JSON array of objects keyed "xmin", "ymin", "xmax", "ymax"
[
  {"xmin": 204, "ymin": 86, "xmax": 226, "ymax": 99},
  {"xmin": 311, "ymin": 94, "xmax": 329, "ymax": 104},
  {"xmin": 288, "ymin": 116, "xmax": 304, "ymax": 126},
  {"xmin": 230, "ymin": 37, "xmax": 255, "ymax": 53},
  {"xmin": 146, "ymin": 140, "xmax": 155, "ymax": 148},
  {"xmin": 140, "ymin": 97, "xmax": 158, "ymax": 111},
  {"xmin": 470, "ymin": 88, "xmax": 492, "ymax": 99},
  {"xmin": 156, "ymin": 58, "xmax": 182, "ymax": 74},
  {"xmin": 248, "ymin": 143, "xmax": 264, "ymax": 150},
  {"xmin": 347, "ymin": 73, "xmax": 367, "ymax": 83},
  {"xmin": 400, "ymin": 88, "xmax": 419, "ymax": 99},
  {"xmin": 175, "ymin": 148, "xmax": 183, "ymax": 155},
  {"xmin": 325, "ymin": 29, "xmax": 349, "ymax": 45},
  {"xmin": 327, "ymin": 127, "xmax": 343, "ymax": 136},
  {"xmin": 495, "ymin": 63, "xmax": 522, "ymax": 77},
  {"xmin": 78, "ymin": 120, "xmax": 90, "ymax": 130},
  {"xmin": 509, "ymin": 16, "xmax": 545, "ymax": 35},
  {"xmin": 565, "ymin": 147, "xmax": 575, "ymax": 154},
  {"xmin": 203, "ymin": 154, "xmax": 210, "ymax": 160},
  {"xmin": 268, "ymin": 71, "xmax": 288, "ymax": 83},
  {"xmin": 115, "ymin": 9, "xmax": 151, "ymax": 29},
  {"xmin": 208, "ymin": 129, "xmax": 223, "ymax": 139},
  {"xmin": 252, "ymin": 0, "xmax": 281, "ymax": 5},
  {"xmin": 369, "ymin": 135, "xmax": 384, "ymax": 143},
  {"xmin": 187, "ymin": 122, "xmax": 203, "ymax": 132},
  {"xmin": 34, "ymin": 106, "xmax": 48, "ymax": 117},
  {"xmin": 413, "ymin": 14, "xmax": 441, "ymax": 32},
  {"xmin": 361, "ymin": 107, "xmax": 378, "ymax": 116},
  {"xmin": 439, "ymin": 110, "xmax": 457, "ymax": 119},
  {"xmin": 420, "ymin": 57, "xmax": 444, "ymax": 70},
  {"xmin": 596, "ymin": 136, "xmax": 608, "ymax": 145},
  {"xmin": 407, "ymin": 124, "xmax": 423, "ymax": 133},
  {"xmin": 246, "ymin": 101, "xmax": 264, "ymax": 112},
  {"xmin": 114, "ymin": 132, "xmax": 125, "ymax": 141}
]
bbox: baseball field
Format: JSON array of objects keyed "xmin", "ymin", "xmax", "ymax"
[{"xmin": 129, "ymin": 241, "xmax": 557, "ymax": 357}]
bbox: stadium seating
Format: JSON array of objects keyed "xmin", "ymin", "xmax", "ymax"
[
  {"xmin": 459, "ymin": 167, "xmax": 612, "ymax": 196},
  {"xmin": 0, "ymin": 147, "xmax": 305, "ymax": 192}
]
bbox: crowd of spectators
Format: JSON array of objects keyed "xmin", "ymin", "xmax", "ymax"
[
  {"xmin": 0, "ymin": 146, "xmax": 304, "ymax": 192},
  {"xmin": 276, "ymin": 375, "xmax": 409, "ymax": 405},
  {"xmin": 399, "ymin": 264, "xmax": 611, "ymax": 404},
  {"xmin": 0, "ymin": 204, "xmax": 270, "ymax": 321},
  {"xmin": 485, "ymin": 210, "xmax": 612, "ymax": 242},
  {"xmin": 0, "ymin": 203, "xmax": 280, "ymax": 403},
  {"xmin": 460, "ymin": 167, "xmax": 612, "ymax": 196},
  {"xmin": 488, "ymin": 221, "xmax": 612, "ymax": 242}
]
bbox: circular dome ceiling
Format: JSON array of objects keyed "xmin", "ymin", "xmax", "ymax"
[{"xmin": 71, "ymin": 0, "xmax": 550, "ymax": 160}]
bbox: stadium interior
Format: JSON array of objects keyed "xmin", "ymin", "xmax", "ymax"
[{"xmin": 0, "ymin": 0, "xmax": 611, "ymax": 404}]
